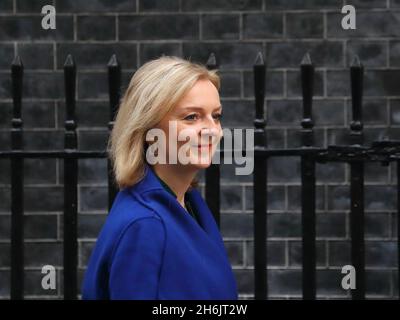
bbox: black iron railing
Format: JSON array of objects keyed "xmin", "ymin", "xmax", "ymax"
[{"xmin": 1, "ymin": 52, "xmax": 400, "ymax": 300}]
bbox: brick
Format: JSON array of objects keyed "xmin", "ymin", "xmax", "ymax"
[
  {"xmin": 0, "ymin": 44, "xmax": 15, "ymax": 70},
  {"xmin": 365, "ymin": 212, "xmax": 390, "ymax": 238},
  {"xmin": 393, "ymin": 212, "xmax": 398, "ymax": 239},
  {"xmin": 119, "ymin": 15, "xmax": 199, "ymax": 40},
  {"xmin": 0, "ymin": 214, "xmax": 10, "ymax": 239},
  {"xmin": 287, "ymin": 70, "xmax": 324, "ymax": 98},
  {"xmin": 287, "ymin": 185, "xmax": 325, "ymax": 211},
  {"xmin": 317, "ymin": 212, "xmax": 346, "ymax": 238},
  {"xmin": 202, "ymin": 14, "xmax": 239, "ymax": 40},
  {"xmin": 265, "ymin": 129, "xmax": 285, "ymax": 148},
  {"xmin": 78, "ymin": 213, "xmax": 107, "ymax": 238},
  {"xmin": 267, "ymin": 100, "xmax": 302, "ymax": 125},
  {"xmin": 0, "ymin": 16, "xmax": 73, "ymax": 41},
  {"xmin": 24, "ymin": 186, "xmax": 63, "ymax": 212},
  {"xmin": 243, "ymin": 13, "xmax": 283, "ymax": 39},
  {"xmin": 22, "ymin": 72, "xmax": 64, "ymax": 99},
  {"xmin": 316, "ymin": 162, "xmax": 346, "ymax": 183},
  {"xmin": 181, "ymin": 0, "xmax": 262, "ymax": 11},
  {"xmin": 316, "ymin": 269, "xmax": 348, "ymax": 297},
  {"xmin": 24, "ymin": 159, "xmax": 57, "ymax": 184},
  {"xmin": 0, "ymin": 102, "xmax": 12, "ymax": 128},
  {"xmin": 57, "ymin": 0, "xmax": 135, "ymax": 12},
  {"xmin": 224, "ymin": 240, "xmax": 244, "ymax": 266},
  {"xmin": 246, "ymin": 240, "xmax": 286, "ymax": 267},
  {"xmin": 78, "ymin": 159, "xmax": 108, "ymax": 184},
  {"xmin": 24, "ymin": 269, "xmax": 59, "ymax": 296},
  {"xmin": 219, "ymin": 71, "xmax": 241, "ymax": 98},
  {"xmin": 327, "ymin": 184, "xmax": 350, "ymax": 211},
  {"xmin": 327, "ymin": 12, "xmax": 400, "ymax": 38},
  {"xmin": 366, "ymin": 270, "xmax": 392, "ymax": 296},
  {"xmin": 347, "ymin": 40, "xmax": 387, "ymax": 68},
  {"xmin": 364, "ymin": 162, "xmax": 389, "ymax": 184},
  {"xmin": 23, "ymin": 130, "xmax": 63, "ymax": 151},
  {"xmin": 57, "ymin": 101, "xmax": 109, "ymax": 129},
  {"xmin": 0, "ymin": 0, "xmax": 12, "ymax": 12},
  {"xmin": 0, "ymin": 188, "xmax": 10, "ymax": 212},
  {"xmin": 139, "ymin": 0, "xmax": 179, "ymax": 11},
  {"xmin": 139, "ymin": 43, "xmax": 181, "ymax": 65},
  {"xmin": 57, "ymin": 43, "xmax": 138, "ymax": 70},
  {"xmin": 220, "ymin": 99, "xmax": 254, "ymax": 128},
  {"xmin": 364, "ymin": 71, "xmax": 400, "ymax": 97},
  {"xmin": 77, "ymin": 72, "xmax": 108, "ymax": 99},
  {"xmin": 390, "ymin": 99, "xmax": 400, "ymax": 125},
  {"xmin": 267, "ymin": 41, "xmax": 343, "ymax": 68},
  {"xmin": 22, "ymin": 101, "xmax": 56, "ymax": 128},
  {"xmin": 243, "ymin": 70, "xmax": 284, "ymax": 97},
  {"xmin": 77, "ymin": 16, "xmax": 116, "ymax": 41},
  {"xmin": 24, "ymin": 242, "xmax": 62, "ymax": 267},
  {"xmin": 16, "ymin": 0, "xmax": 54, "ymax": 12},
  {"xmin": 80, "ymin": 241, "xmax": 95, "ymax": 267},
  {"xmin": 286, "ymin": 13, "xmax": 324, "ymax": 39},
  {"xmin": 220, "ymin": 212, "xmax": 252, "ymax": 238},
  {"xmin": 315, "ymin": 100, "xmax": 345, "ymax": 126},
  {"xmin": 0, "ymin": 243, "xmax": 10, "ymax": 267},
  {"xmin": 24, "ymin": 214, "xmax": 58, "ymax": 239},
  {"xmin": 344, "ymin": 0, "xmax": 387, "ymax": 8},
  {"xmin": 288, "ymin": 240, "xmax": 326, "ymax": 267},
  {"xmin": 77, "ymin": 130, "xmax": 109, "ymax": 151},
  {"xmin": 221, "ymin": 185, "xmax": 242, "ymax": 211},
  {"xmin": 0, "ymin": 72, "xmax": 12, "ymax": 99},
  {"xmin": 268, "ymin": 157, "xmax": 300, "ymax": 183},
  {"xmin": 389, "ymin": 41, "xmax": 400, "ymax": 67},
  {"xmin": 265, "ymin": 0, "xmax": 338, "ymax": 10},
  {"xmin": 79, "ymin": 186, "xmax": 108, "ymax": 212},
  {"xmin": 183, "ymin": 42, "xmax": 263, "ymax": 70},
  {"xmin": 269, "ymin": 269, "xmax": 302, "ymax": 296},
  {"xmin": 0, "ymin": 271, "xmax": 10, "ymax": 297},
  {"xmin": 245, "ymin": 185, "xmax": 285, "ymax": 211},
  {"xmin": 365, "ymin": 185, "xmax": 396, "ymax": 211},
  {"xmin": 366, "ymin": 241, "xmax": 397, "ymax": 267},
  {"xmin": 328, "ymin": 240, "xmax": 351, "ymax": 267},
  {"xmin": 233, "ymin": 269, "xmax": 254, "ymax": 295},
  {"xmin": 268, "ymin": 212, "xmax": 301, "ymax": 238}
]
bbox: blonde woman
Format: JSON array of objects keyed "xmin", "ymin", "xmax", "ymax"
[{"xmin": 82, "ymin": 56, "xmax": 238, "ymax": 300}]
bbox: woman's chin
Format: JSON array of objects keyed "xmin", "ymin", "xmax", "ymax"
[{"xmin": 188, "ymin": 154, "xmax": 213, "ymax": 169}]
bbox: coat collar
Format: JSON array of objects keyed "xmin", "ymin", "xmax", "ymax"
[{"xmin": 125, "ymin": 163, "xmax": 223, "ymax": 246}]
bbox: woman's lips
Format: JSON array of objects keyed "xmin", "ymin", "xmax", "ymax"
[{"xmin": 197, "ymin": 144, "xmax": 212, "ymax": 148}]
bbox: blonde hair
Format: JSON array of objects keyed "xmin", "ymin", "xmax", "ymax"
[{"xmin": 108, "ymin": 55, "xmax": 220, "ymax": 190}]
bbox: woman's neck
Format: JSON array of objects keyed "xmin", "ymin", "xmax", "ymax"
[{"xmin": 152, "ymin": 164, "xmax": 198, "ymax": 207}]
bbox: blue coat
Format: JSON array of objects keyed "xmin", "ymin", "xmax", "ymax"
[{"xmin": 81, "ymin": 163, "xmax": 238, "ymax": 300}]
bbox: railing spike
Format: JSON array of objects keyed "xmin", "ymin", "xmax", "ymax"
[{"xmin": 254, "ymin": 51, "xmax": 264, "ymax": 66}]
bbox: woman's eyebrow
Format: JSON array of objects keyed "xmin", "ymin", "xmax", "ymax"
[{"xmin": 182, "ymin": 105, "xmax": 222, "ymax": 111}]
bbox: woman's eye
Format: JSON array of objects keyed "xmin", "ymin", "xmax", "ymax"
[
  {"xmin": 184, "ymin": 114, "xmax": 198, "ymax": 121},
  {"xmin": 213, "ymin": 113, "xmax": 223, "ymax": 121}
]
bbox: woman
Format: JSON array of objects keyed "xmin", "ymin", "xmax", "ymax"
[{"xmin": 81, "ymin": 56, "xmax": 238, "ymax": 300}]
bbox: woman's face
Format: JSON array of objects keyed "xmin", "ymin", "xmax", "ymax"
[{"xmin": 154, "ymin": 78, "xmax": 223, "ymax": 169}]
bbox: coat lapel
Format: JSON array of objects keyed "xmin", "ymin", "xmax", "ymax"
[{"xmin": 127, "ymin": 163, "xmax": 223, "ymax": 246}]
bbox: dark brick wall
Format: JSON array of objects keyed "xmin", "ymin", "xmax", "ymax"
[{"xmin": 0, "ymin": 0, "xmax": 399, "ymax": 299}]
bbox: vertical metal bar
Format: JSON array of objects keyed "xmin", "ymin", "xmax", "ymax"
[
  {"xmin": 107, "ymin": 54, "xmax": 121, "ymax": 211},
  {"xmin": 10, "ymin": 56, "xmax": 24, "ymax": 300},
  {"xmin": 63, "ymin": 55, "xmax": 78, "ymax": 300},
  {"xmin": 349, "ymin": 56, "xmax": 365, "ymax": 300},
  {"xmin": 300, "ymin": 53, "xmax": 316, "ymax": 300},
  {"xmin": 205, "ymin": 53, "xmax": 221, "ymax": 228},
  {"xmin": 253, "ymin": 52, "xmax": 267, "ymax": 299}
]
